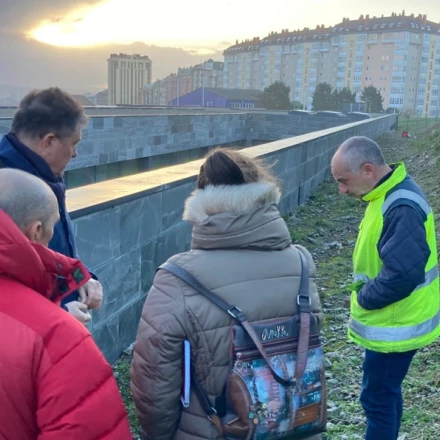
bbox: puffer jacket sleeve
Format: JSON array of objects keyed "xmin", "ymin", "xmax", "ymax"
[
  {"xmin": 131, "ymin": 269, "xmax": 187, "ymax": 440},
  {"xmin": 36, "ymin": 331, "xmax": 132, "ymax": 439},
  {"xmin": 357, "ymin": 205, "xmax": 429, "ymax": 310},
  {"xmin": 295, "ymin": 245, "xmax": 324, "ymax": 331}
]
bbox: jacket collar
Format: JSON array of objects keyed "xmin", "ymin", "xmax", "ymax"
[
  {"xmin": 183, "ymin": 183, "xmax": 292, "ymax": 251},
  {"xmin": 0, "ymin": 210, "xmax": 90, "ymax": 303},
  {"xmin": 362, "ymin": 162, "xmax": 407, "ymax": 202},
  {"xmin": 1, "ymin": 133, "xmax": 67, "ymax": 204},
  {"xmin": 3, "ymin": 133, "xmax": 59, "ymax": 184}
]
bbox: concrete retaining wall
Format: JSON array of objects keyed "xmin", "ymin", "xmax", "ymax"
[
  {"xmin": 0, "ymin": 113, "xmax": 375, "ymax": 176},
  {"xmin": 66, "ymin": 114, "xmax": 397, "ymax": 362}
]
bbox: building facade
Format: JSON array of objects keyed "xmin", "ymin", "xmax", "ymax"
[
  {"xmin": 223, "ymin": 13, "xmax": 440, "ymax": 115},
  {"xmin": 146, "ymin": 59, "xmax": 224, "ymax": 106},
  {"xmin": 108, "ymin": 53, "xmax": 152, "ymax": 105},
  {"xmin": 169, "ymin": 87, "xmax": 262, "ymax": 108}
]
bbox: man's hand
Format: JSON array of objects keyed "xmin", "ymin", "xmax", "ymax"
[
  {"xmin": 78, "ymin": 279, "xmax": 103, "ymax": 310},
  {"xmin": 65, "ymin": 301, "xmax": 91, "ymax": 324}
]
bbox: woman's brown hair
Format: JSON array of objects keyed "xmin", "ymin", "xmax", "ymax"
[{"xmin": 197, "ymin": 148, "xmax": 278, "ymax": 189}]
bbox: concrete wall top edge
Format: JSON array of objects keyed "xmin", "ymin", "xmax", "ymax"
[
  {"xmin": 0, "ymin": 111, "xmax": 250, "ymax": 121},
  {"xmin": 66, "ymin": 115, "xmax": 395, "ymax": 217}
]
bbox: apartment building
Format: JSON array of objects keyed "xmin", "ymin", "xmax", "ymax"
[
  {"xmin": 223, "ymin": 13, "xmax": 440, "ymax": 115},
  {"xmin": 146, "ymin": 59, "xmax": 224, "ymax": 106},
  {"xmin": 108, "ymin": 53, "xmax": 152, "ymax": 105}
]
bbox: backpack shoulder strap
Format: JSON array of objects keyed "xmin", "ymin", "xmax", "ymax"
[
  {"xmin": 159, "ymin": 262, "xmax": 294, "ymax": 387},
  {"xmin": 293, "ymin": 246, "xmax": 312, "ymax": 381}
]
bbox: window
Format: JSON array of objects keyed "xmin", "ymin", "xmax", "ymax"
[
  {"xmin": 390, "ymin": 97, "xmax": 404, "ymax": 105},
  {"xmin": 393, "ymin": 65, "xmax": 407, "ymax": 72}
]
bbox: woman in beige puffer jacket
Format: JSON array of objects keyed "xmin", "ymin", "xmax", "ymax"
[{"xmin": 131, "ymin": 148, "xmax": 324, "ymax": 440}]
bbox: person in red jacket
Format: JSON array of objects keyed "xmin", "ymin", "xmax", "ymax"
[{"xmin": 0, "ymin": 168, "xmax": 132, "ymax": 440}]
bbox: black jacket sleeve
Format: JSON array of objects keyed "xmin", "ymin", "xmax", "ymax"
[{"xmin": 357, "ymin": 204, "xmax": 430, "ymax": 310}]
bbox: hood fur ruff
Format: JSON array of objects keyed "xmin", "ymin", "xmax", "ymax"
[{"xmin": 183, "ymin": 182, "xmax": 281, "ymax": 224}]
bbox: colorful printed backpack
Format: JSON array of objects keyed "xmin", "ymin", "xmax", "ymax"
[{"xmin": 160, "ymin": 247, "xmax": 327, "ymax": 440}]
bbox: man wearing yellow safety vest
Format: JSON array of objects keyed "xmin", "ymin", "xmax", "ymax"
[{"xmin": 331, "ymin": 136, "xmax": 440, "ymax": 440}]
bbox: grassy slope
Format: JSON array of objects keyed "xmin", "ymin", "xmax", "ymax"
[
  {"xmin": 114, "ymin": 120, "xmax": 440, "ymax": 439},
  {"xmin": 288, "ymin": 124, "xmax": 440, "ymax": 440}
]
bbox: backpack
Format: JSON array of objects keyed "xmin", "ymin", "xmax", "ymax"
[{"xmin": 159, "ymin": 247, "xmax": 327, "ymax": 440}]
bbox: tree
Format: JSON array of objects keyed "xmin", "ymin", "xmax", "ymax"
[
  {"xmin": 259, "ymin": 81, "xmax": 292, "ymax": 110},
  {"xmin": 333, "ymin": 87, "xmax": 357, "ymax": 111},
  {"xmin": 386, "ymin": 107, "xmax": 398, "ymax": 114},
  {"xmin": 361, "ymin": 86, "xmax": 384, "ymax": 113},
  {"xmin": 312, "ymin": 83, "xmax": 334, "ymax": 111},
  {"xmin": 291, "ymin": 100, "xmax": 304, "ymax": 110}
]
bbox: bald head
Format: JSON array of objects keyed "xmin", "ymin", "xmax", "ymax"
[
  {"xmin": 0, "ymin": 169, "xmax": 59, "ymax": 245},
  {"xmin": 331, "ymin": 137, "xmax": 392, "ymax": 198},
  {"xmin": 334, "ymin": 136, "xmax": 386, "ymax": 174}
]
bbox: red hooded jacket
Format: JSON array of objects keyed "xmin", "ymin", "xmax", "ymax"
[{"xmin": 0, "ymin": 210, "xmax": 132, "ymax": 440}]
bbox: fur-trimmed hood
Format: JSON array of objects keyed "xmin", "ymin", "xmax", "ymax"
[
  {"xmin": 183, "ymin": 183, "xmax": 291, "ymax": 251},
  {"xmin": 183, "ymin": 182, "xmax": 281, "ymax": 224}
]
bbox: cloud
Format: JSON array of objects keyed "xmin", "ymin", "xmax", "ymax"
[
  {"xmin": 0, "ymin": 0, "xmax": 102, "ymax": 32},
  {"xmin": 0, "ymin": 34, "xmax": 223, "ymax": 93},
  {"xmin": 187, "ymin": 48, "xmax": 218, "ymax": 56}
]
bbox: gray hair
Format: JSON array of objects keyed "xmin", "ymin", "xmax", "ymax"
[
  {"xmin": 0, "ymin": 169, "xmax": 58, "ymax": 231},
  {"xmin": 337, "ymin": 136, "xmax": 386, "ymax": 174}
]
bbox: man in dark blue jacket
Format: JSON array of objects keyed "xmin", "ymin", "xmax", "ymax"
[{"xmin": 0, "ymin": 88, "xmax": 103, "ymax": 324}]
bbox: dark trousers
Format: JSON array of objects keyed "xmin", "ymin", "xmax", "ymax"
[{"xmin": 360, "ymin": 349, "xmax": 416, "ymax": 440}]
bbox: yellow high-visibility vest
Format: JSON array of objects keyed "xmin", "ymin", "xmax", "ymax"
[{"xmin": 349, "ymin": 162, "xmax": 440, "ymax": 352}]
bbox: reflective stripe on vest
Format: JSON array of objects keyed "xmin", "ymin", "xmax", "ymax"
[
  {"xmin": 354, "ymin": 265, "xmax": 439, "ymax": 293},
  {"xmin": 382, "ymin": 189, "xmax": 431, "ymax": 217},
  {"xmin": 349, "ymin": 308, "xmax": 440, "ymax": 342}
]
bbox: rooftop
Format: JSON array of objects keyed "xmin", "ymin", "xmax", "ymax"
[
  {"xmin": 108, "ymin": 53, "xmax": 151, "ymax": 61},
  {"xmin": 71, "ymin": 94, "xmax": 94, "ymax": 107},
  {"xmin": 204, "ymin": 87, "xmax": 263, "ymax": 101},
  {"xmin": 224, "ymin": 12, "xmax": 440, "ymax": 53}
]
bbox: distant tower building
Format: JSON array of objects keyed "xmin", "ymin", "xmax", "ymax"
[{"xmin": 107, "ymin": 53, "xmax": 152, "ymax": 105}]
